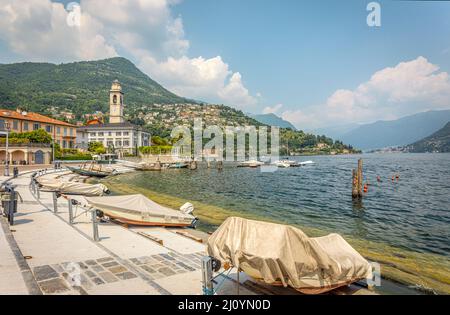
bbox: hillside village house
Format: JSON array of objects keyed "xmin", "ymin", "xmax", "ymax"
[
  {"xmin": 76, "ymin": 80, "xmax": 150, "ymax": 155},
  {"xmin": 0, "ymin": 109, "xmax": 77, "ymax": 164}
]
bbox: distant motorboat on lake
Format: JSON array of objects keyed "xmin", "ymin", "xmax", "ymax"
[{"xmin": 237, "ymin": 160, "xmax": 265, "ymax": 168}]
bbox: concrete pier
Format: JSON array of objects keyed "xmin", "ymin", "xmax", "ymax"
[{"xmin": 0, "ymin": 170, "xmax": 375, "ymax": 295}]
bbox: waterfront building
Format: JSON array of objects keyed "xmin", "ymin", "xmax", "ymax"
[
  {"xmin": 76, "ymin": 80, "xmax": 150, "ymax": 155},
  {"xmin": 0, "ymin": 109, "xmax": 75, "ymax": 164}
]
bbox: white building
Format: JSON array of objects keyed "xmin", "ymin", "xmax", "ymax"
[{"xmin": 76, "ymin": 80, "xmax": 150, "ymax": 155}]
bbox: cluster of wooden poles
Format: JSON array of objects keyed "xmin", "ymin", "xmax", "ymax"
[{"xmin": 352, "ymin": 159, "xmax": 364, "ymax": 199}]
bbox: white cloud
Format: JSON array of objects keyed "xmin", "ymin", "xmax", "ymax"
[
  {"xmin": 0, "ymin": 0, "xmax": 257, "ymax": 108},
  {"xmin": 0, "ymin": 0, "xmax": 117, "ymax": 61},
  {"xmin": 263, "ymin": 103, "xmax": 283, "ymax": 114},
  {"xmin": 282, "ymin": 56, "xmax": 450, "ymax": 130}
]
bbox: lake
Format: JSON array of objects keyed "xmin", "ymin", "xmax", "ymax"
[{"xmin": 103, "ymin": 153, "xmax": 450, "ymax": 293}]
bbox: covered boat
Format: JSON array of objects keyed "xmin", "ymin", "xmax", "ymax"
[
  {"xmin": 207, "ymin": 217, "xmax": 373, "ymax": 294},
  {"xmin": 85, "ymin": 194, "xmax": 197, "ymax": 227},
  {"xmin": 67, "ymin": 165, "xmax": 114, "ymax": 177},
  {"xmin": 237, "ymin": 160, "xmax": 265, "ymax": 168},
  {"xmin": 37, "ymin": 178, "xmax": 109, "ymax": 196}
]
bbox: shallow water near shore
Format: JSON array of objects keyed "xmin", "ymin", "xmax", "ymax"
[{"xmin": 101, "ymin": 153, "xmax": 450, "ymax": 294}]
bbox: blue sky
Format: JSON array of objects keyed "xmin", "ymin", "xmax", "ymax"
[{"xmin": 1, "ymin": 0, "xmax": 449, "ymax": 130}]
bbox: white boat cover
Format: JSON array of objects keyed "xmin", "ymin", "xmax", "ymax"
[
  {"xmin": 37, "ymin": 177, "xmax": 109, "ymax": 196},
  {"xmin": 207, "ymin": 217, "xmax": 373, "ymax": 294},
  {"xmin": 85, "ymin": 194, "xmax": 195, "ymax": 221}
]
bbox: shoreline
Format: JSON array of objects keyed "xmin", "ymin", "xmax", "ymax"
[{"xmin": 101, "ymin": 174, "xmax": 450, "ymax": 295}]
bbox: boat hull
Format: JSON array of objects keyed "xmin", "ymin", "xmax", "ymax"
[
  {"xmin": 67, "ymin": 166, "xmax": 111, "ymax": 178},
  {"xmin": 103, "ymin": 210, "xmax": 194, "ymax": 227}
]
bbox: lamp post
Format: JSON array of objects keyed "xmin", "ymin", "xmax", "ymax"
[{"xmin": 3, "ymin": 122, "xmax": 11, "ymax": 176}]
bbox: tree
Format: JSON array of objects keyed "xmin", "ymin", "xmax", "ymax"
[
  {"xmin": 10, "ymin": 129, "xmax": 52, "ymax": 143},
  {"xmin": 88, "ymin": 141, "xmax": 106, "ymax": 154}
]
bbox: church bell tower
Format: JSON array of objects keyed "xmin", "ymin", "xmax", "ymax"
[{"xmin": 109, "ymin": 79, "xmax": 124, "ymax": 124}]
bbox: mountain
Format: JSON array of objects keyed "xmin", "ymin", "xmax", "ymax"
[
  {"xmin": 340, "ymin": 110, "xmax": 450, "ymax": 150},
  {"xmin": 406, "ymin": 122, "xmax": 450, "ymax": 153},
  {"xmin": 250, "ymin": 113, "xmax": 297, "ymax": 130},
  {"xmin": 309, "ymin": 123, "xmax": 359, "ymax": 140},
  {"xmin": 0, "ymin": 57, "xmax": 191, "ymax": 116},
  {"xmin": 0, "ymin": 57, "xmax": 359, "ymax": 154}
]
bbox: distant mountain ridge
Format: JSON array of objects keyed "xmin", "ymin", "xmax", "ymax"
[
  {"xmin": 340, "ymin": 110, "xmax": 450, "ymax": 150},
  {"xmin": 250, "ymin": 113, "xmax": 297, "ymax": 130},
  {"xmin": 407, "ymin": 122, "xmax": 450, "ymax": 153}
]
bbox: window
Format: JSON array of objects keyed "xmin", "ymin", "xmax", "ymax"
[
  {"xmin": 98, "ymin": 132, "xmax": 104, "ymax": 136},
  {"xmin": 107, "ymin": 140, "xmax": 114, "ymax": 147},
  {"xmin": 98, "ymin": 138, "xmax": 104, "ymax": 142},
  {"xmin": 63, "ymin": 128, "xmax": 67, "ymax": 136},
  {"xmin": 123, "ymin": 132, "xmax": 129, "ymax": 136},
  {"xmin": 23, "ymin": 122, "xmax": 29, "ymax": 131},
  {"xmin": 116, "ymin": 132, "xmax": 122, "ymax": 136},
  {"xmin": 12, "ymin": 120, "xmax": 18, "ymax": 130},
  {"xmin": 90, "ymin": 132, "xmax": 96, "ymax": 137},
  {"xmin": 108, "ymin": 132, "xmax": 112, "ymax": 136},
  {"xmin": 113, "ymin": 95, "xmax": 117, "ymax": 104},
  {"xmin": 62, "ymin": 140, "xmax": 67, "ymax": 148},
  {"xmin": 57, "ymin": 126, "xmax": 61, "ymax": 134},
  {"xmin": 115, "ymin": 140, "xmax": 122, "ymax": 147},
  {"xmin": 45, "ymin": 125, "xmax": 52, "ymax": 133},
  {"xmin": 33, "ymin": 123, "xmax": 40, "ymax": 130},
  {"xmin": 123, "ymin": 140, "xmax": 130, "ymax": 147}
]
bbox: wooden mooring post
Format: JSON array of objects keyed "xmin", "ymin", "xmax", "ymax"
[{"xmin": 352, "ymin": 159, "xmax": 363, "ymax": 199}]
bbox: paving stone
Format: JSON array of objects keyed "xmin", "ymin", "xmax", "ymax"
[
  {"xmin": 33, "ymin": 265, "xmax": 59, "ymax": 281},
  {"xmin": 150, "ymin": 263, "xmax": 164, "ymax": 269},
  {"xmin": 97, "ymin": 257, "xmax": 114, "ymax": 263},
  {"xmin": 115, "ymin": 272, "xmax": 137, "ymax": 280},
  {"xmin": 153, "ymin": 255, "xmax": 164, "ymax": 261},
  {"xmin": 92, "ymin": 265, "xmax": 104, "ymax": 273},
  {"xmin": 158, "ymin": 267, "xmax": 176, "ymax": 277},
  {"xmin": 99, "ymin": 271, "xmax": 118, "ymax": 283},
  {"xmin": 176, "ymin": 262, "xmax": 195, "ymax": 271},
  {"xmin": 84, "ymin": 270, "xmax": 97, "ymax": 278},
  {"xmin": 102, "ymin": 261, "xmax": 119, "ymax": 268},
  {"xmin": 91, "ymin": 277, "xmax": 105, "ymax": 285},
  {"xmin": 160, "ymin": 253, "xmax": 175, "ymax": 261},
  {"xmin": 85, "ymin": 260, "xmax": 97, "ymax": 266},
  {"xmin": 137, "ymin": 256, "xmax": 154, "ymax": 264},
  {"xmin": 141, "ymin": 265, "xmax": 156, "ymax": 274},
  {"xmin": 176, "ymin": 269, "xmax": 186, "ymax": 274},
  {"xmin": 80, "ymin": 274, "xmax": 93, "ymax": 289},
  {"xmin": 38, "ymin": 278, "xmax": 70, "ymax": 294},
  {"xmin": 152, "ymin": 273, "xmax": 165, "ymax": 279},
  {"xmin": 130, "ymin": 258, "xmax": 141, "ymax": 265},
  {"xmin": 78, "ymin": 262, "xmax": 89, "ymax": 270},
  {"xmin": 51, "ymin": 264, "xmax": 64, "ymax": 273},
  {"xmin": 108, "ymin": 265, "xmax": 127, "ymax": 274}
]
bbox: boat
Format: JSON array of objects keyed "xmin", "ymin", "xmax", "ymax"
[
  {"xmin": 272, "ymin": 160, "xmax": 290, "ymax": 168},
  {"xmin": 136, "ymin": 162, "xmax": 162, "ymax": 171},
  {"xmin": 37, "ymin": 177, "xmax": 109, "ymax": 196},
  {"xmin": 237, "ymin": 160, "xmax": 265, "ymax": 168},
  {"xmin": 85, "ymin": 194, "xmax": 197, "ymax": 227},
  {"xmin": 67, "ymin": 162, "xmax": 116, "ymax": 178},
  {"xmin": 207, "ymin": 217, "xmax": 373, "ymax": 294},
  {"xmin": 168, "ymin": 162, "xmax": 189, "ymax": 169},
  {"xmin": 299, "ymin": 160, "xmax": 315, "ymax": 166}
]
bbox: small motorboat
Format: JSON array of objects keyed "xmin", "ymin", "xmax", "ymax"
[
  {"xmin": 299, "ymin": 160, "xmax": 315, "ymax": 166},
  {"xmin": 272, "ymin": 160, "xmax": 291, "ymax": 168},
  {"xmin": 168, "ymin": 162, "xmax": 189, "ymax": 169},
  {"xmin": 207, "ymin": 217, "xmax": 373, "ymax": 294},
  {"xmin": 67, "ymin": 162, "xmax": 116, "ymax": 178},
  {"xmin": 37, "ymin": 177, "xmax": 109, "ymax": 196},
  {"xmin": 237, "ymin": 160, "xmax": 265, "ymax": 168},
  {"xmin": 67, "ymin": 165, "xmax": 114, "ymax": 178},
  {"xmin": 85, "ymin": 194, "xmax": 197, "ymax": 227}
]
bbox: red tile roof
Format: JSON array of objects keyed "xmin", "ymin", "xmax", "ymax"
[{"xmin": 0, "ymin": 109, "xmax": 75, "ymax": 127}]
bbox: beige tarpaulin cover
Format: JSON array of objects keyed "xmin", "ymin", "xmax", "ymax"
[
  {"xmin": 85, "ymin": 194, "xmax": 195, "ymax": 221},
  {"xmin": 37, "ymin": 177, "xmax": 109, "ymax": 196},
  {"xmin": 207, "ymin": 217, "xmax": 373, "ymax": 294}
]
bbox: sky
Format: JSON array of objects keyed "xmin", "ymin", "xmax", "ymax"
[{"xmin": 0, "ymin": 0, "xmax": 449, "ymax": 131}]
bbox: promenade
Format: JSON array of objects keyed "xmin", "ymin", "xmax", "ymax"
[{"xmin": 0, "ymin": 169, "xmax": 375, "ymax": 295}]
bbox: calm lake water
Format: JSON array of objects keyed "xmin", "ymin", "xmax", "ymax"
[{"xmin": 111, "ymin": 153, "xmax": 450, "ymax": 258}]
